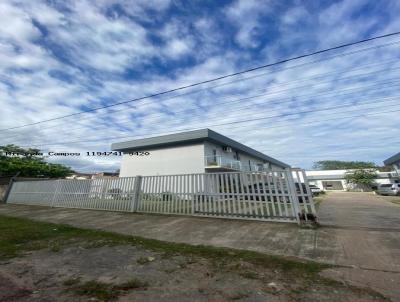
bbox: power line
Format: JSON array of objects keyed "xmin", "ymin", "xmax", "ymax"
[
  {"xmin": 24, "ymin": 107, "xmax": 400, "ymax": 159},
  {"xmin": 8, "ymin": 78, "xmax": 400, "ymax": 145},
  {"xmin": 20, "ymin": 95, "xmax": 399, "ymax": 147},
  {"xmin": 2, "ymin": 31, "xmax": 400, "ymax": 132},
  {"xmin": 9, "ymin": 40, "xmax": 400, "ymax": 134},
  {"xmin": 8, "ymin": 75, "xmax": 400, "ymax": 145},
  {"xmin": 5, "ymin": 67, "xmax": 400, "ymax": 142},
  {"xmin": 3, "ymin": 39, "xmax": 400, "ymax": 144},
  {"xmin": 21, "ymin": 106, "xmax": 400, "ymax": 150}
]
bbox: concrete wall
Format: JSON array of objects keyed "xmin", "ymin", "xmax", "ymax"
[{"xmin": 119, "ymin": 143, "xmax": 205, "ymax": 177}]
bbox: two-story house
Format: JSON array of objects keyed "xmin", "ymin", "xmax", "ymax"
[{"xmin": 111, "ymin": 129, "xmax": 290, "ymax": 177}]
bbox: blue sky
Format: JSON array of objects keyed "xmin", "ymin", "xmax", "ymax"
[{"xmin": 0, "ymin": 0, "xmax": 399, "ymax": 172}]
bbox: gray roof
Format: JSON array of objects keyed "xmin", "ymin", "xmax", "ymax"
[
  {"xmin": 384, "ymin": 152, "xmax": 400, "ymax": 165},
  {"xmin": 111, "ymin": 129, "xmax": 290, "ymax": 168}
]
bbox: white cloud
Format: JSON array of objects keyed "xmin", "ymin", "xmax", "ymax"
[
  {"xmin": 0, "ymin": 2, "xmax": 41, "ymax": 43},
  {"xmin": 0, "ymin": 0, "xmax": 399, "ymax": 173},
  {"xmin": 281, "ymin": 6, "xmax": 309, "ymax": 25},
  {"xmin": 225, "ymin": 0, "xmax": 272, "ymax": 48}
]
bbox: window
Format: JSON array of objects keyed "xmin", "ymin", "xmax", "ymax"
[
  {"xmin": 213, "ymin": 149, "xmax": 217, "ymax": 162},
  {"xmin": 248, "ymin": 160, "xmax": 251, "ymax": 171},
  {"xmin": 235, "ymin": 151, "xmax": 240, "ymax": 160}
]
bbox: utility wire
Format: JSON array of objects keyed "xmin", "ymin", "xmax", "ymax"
[
  {"xmin": 14, "ymin": 40, "xmax": 400, "ymax": 133},
  {"xmin": 4, "ymin": 39, "xmax": 400, "ymax": 144},
  {"xmin": 20, "ymin": 95, "xmax": 400, "ymax": 147},
  {"xmin": 2, "ymin": 31, "xmax": 400, "ymax": 132},
  {"xmin": 5, "ymin": 67, "xmax": 400, "ymax": 142},
  {"xmin": 25, "ymin": 107, "xmax": 400, "ymax": 157},
  {"xmin": 8, "ymin": 78, "xmax": 400, "ymax": 145},
  {"xmin": 8, "ymin": 75, "xmax": 400, "ymax": 145}
]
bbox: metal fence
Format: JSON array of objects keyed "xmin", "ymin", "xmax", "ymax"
[{"xmin": 6, "ymin": 169, "xmax": 315, "ymax": 224}]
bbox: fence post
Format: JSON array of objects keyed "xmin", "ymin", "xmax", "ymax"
[
  {"xmin": 3, "ymin": 177, "xmax": 16, "ymax": 203},
  {"xmin": 130, "ymin": 176, "xmax": 142, "ymax": 212},
  {"xmin": 286, "ymin": 169, "xmax": 301, "ymax": 224},
  {"xmin": 51, "ymin": 180, "xmax": 61, "ymax": 207},
  {"xmin": 300, "ymin": 169, "xmax": 316, "ymax": 215}
]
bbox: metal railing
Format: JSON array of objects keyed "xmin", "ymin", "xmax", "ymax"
[
  {"xmin": 205, "ymin": 155, "xmax": 241, "ymax": 170},
  {"xmin": 6, "ymin": 170, "xmax": 316, "ymax": 224},
  {"xmin": 204, "ymin": 156, "xmax": 267, "ymax": 172}
]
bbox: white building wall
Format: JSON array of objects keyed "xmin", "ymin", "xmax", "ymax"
[
  {"xmin": 119, "ymin": 143, "xmax": 205, "ymax": 177},
  {"xmin": 203, "ymin": 141, "xmax": 282, "ymax": 170}
]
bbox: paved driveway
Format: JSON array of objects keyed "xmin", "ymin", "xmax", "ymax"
[
  {"xmin": 317, "ymin": 192, "xmax": 400, "ymax": 300},
  {"xmin": 318, "ymin": 191, "xmax": 400, "ymax": 230}
]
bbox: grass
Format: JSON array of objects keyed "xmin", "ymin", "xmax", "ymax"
[
  {"xmin": 239, "ymin": 271, "xmax": 259, "ymax": 279},
  {"xmin": 137, "ymin": 256, "xmax": 155, "ymax": 264},
  {"xmin": 64, "ymin": 278, "xmax": 147, "ymax": 301},
  {"xmin": 0, "ymin": 214, "xmax": 327, "ymax": 277},
  {"xmin": 313, "ymin": 192, "xmax": 328, "ymax": 210}
]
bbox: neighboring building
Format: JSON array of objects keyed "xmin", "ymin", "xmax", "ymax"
[
  {"xmin": 384, "ymin": 152, "xmax": 400, "ymax": 176},
  {"xmin": 111, "ymin": 129, "xmax": 290, "ymax": 177},
  {"xmin": 66, "ymin": 172, "xmax": 119, "ymax": 180},
  {"xmin": 66, "ymin": 173, "xmax": 93, "ymax": 180},
  {"xmin": 306, "ymin": 169, "xmax": 399, "ymax": 191},
  {"xmin": 91, "ymin": 172, "xmax": 119, "ymax": 179}
]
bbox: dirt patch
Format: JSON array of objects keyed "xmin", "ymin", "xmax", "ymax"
[
  {"xmin": 0, "ymin": 273, "xmax": 31, "ymax": 301},
  {"xmin": 0, "ymin": 244, "xmax": 389, "ymax": 302}
]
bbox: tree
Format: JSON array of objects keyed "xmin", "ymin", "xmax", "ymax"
[
  {"xmin": 0, "ymin": 144, "xmax": 74, "ymax": 178},
  {"xmin": 344, "ymin": 169, "xmax": 377, "ymax": 189},
  {"xmin": 313, "ymin": 160, "xmax": 376, "ymax": 170}
]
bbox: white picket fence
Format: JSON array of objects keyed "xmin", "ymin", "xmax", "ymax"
[{"xmin": 6, "ymin": 169, "xmax": 315, "ymax": 224}]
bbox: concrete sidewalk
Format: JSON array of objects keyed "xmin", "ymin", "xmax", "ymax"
[
  {"xmin": 1, "ymin": 193, "xmax": 400, "ymax": 300},
  {"xmin": 0, "ymin": 204, "xmax": 335, "ymax": 262}
]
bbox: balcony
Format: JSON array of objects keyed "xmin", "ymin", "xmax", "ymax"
[{"xmin": 205, "ymin": 155, "xmax": 267, "ymax": 172}]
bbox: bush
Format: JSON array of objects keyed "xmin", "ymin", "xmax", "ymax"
[{"xmin": 345, "ymin": 169, "xmax": 377, "ymax": 191}]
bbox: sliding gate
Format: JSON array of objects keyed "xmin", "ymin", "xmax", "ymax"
[
  {"xmin": 137, "ymin": 170, "xmax": 314, "ymax": 222},
  {"xmin": 7, "ymin": 170, "xmax": 315, "ymax": 224}
]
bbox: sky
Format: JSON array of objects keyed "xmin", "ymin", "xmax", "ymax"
[{"xmin": 0, "ymin": 0, "xmax": 399, "ymax": 172}]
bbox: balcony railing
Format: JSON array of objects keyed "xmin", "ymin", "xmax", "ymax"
[
  {"xmin": 205, "ymin": 155, "xmax": 241, "ymax": 170},
  {"xmin": 205, "ymin": 155, "xmax": 267, "ymax": 172}
]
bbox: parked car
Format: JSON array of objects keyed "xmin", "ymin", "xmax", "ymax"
[
  {"xmin": 246, "ymin": 183, "xmax": 275, "ymax": 194},
  {"xmin": 309, "ymin": 185, "xmax": 322, "ymax": 195},
  {"xmin": 376, "ymin": 183, "xmax": 400, "ymax": 196},
  {"xmin": 244, "ymin": 183, "xmax": 290, "ymax": 201}
]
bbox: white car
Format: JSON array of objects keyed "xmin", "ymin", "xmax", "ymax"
[
  {"xmin": 377, "ymin": 183, "xmax": 400, "ymax": 196},
  {"xmin": 309, "ymin": 185, "xmax": 322, "ymax": 195}
]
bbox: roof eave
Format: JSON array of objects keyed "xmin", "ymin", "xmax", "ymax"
[{"xmin": 384, "ymin": 152, "xmax": 400, "ymax": 165}]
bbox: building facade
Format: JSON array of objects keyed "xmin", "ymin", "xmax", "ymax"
[
  {"xmin": 384, "ymin": 152, "xmax": 400, "ymax": 177},
  {"xmin": 306, "ymin": 169, "xmax": 399, "ymax": 191},
  {"xmin": 112, "ymin": 129, "xmax": 290, "ymax": 177}
]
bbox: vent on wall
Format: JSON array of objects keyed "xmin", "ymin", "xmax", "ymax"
[{"xmin": 222, "ymin": 146, "xmax": 233, "ymax": 152}]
